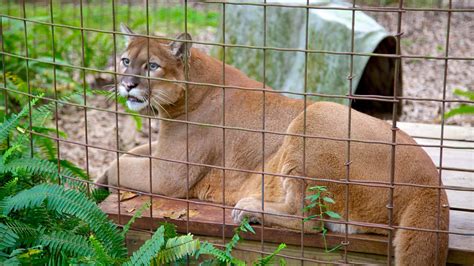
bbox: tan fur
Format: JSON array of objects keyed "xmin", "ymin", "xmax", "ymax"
[{"xmin": 98, "ymin": 28, "xmax": 449, "ymax": 265}]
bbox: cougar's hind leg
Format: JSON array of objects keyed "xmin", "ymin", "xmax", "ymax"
[
  {"xmin": 232, "ymin": 178, "xmax": 310, "ymax": 230},
  {"xmin": 122, "ymin": 141, "xmax": 159, "ymax": 158},
  {"xmin": 231, "ymin": 169, "xmax": 319, "ymax": 231}
]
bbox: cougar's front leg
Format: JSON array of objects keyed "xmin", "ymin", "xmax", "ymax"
[
  {"xmin": 101, "ymin": 157, "xmax": 155, "ymax": 193},
  {"xmin": 95, "ymin": 141, "xmax": 159, "ymax": 191},
  {"xmin": 96, "ymin": 141, "xmax": 201, "ymax": 196}
]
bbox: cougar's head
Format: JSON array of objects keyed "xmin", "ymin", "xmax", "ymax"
[{"xmin": 117, "ymin": 24, "xmax": 192, "ymax": 113}]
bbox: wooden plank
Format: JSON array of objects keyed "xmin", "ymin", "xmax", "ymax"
[
  {"xmin": 397, "ymin": 121, "xmax": 474, "ymax": 141},
  {"xmin": 125, "ymin": 230, "xmax": 390, "ymax": 264}
]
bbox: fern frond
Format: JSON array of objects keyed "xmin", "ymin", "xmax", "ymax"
[
  {"xmin": 90, "ymin": 188, "xmax": 110, "ymax": 204},
  {"xmin": 33, "ymin": 135, "xmax": 57, "ymax": 160},
  {"xmin": 2, "ymin": 157, "xmax": 60, "ymax": 179},
  {"xmin": 253, "ymin": 243, "xmax": 286, "ymax": 266},
  {"xmin": 39, "ymin": 231, "xmax": 94, "ymax": 258},
  {"xmin": 161, "ymin": 222, "xmax": 177, "ymax": 241},
  {"xmin": 197, "ymin": 242, "xmax": 235, "ymax": 265},
  {"xmin": 154, "ymin": 234, "xmax": 199, "ymax": 264},
  {"xmin": 225, "ymin": 218, "xmax": 254, "ymax": 256},
  {"xmin": 31, "ymin": 93, "xmax": 76, "ymax": 126},
  {"xmin": 0, "ymin": 96, "xmax": 40, "ymax": 143},
  {"xmin": 3, "ymin": 220, "xmax": 39, "ymax": 246},
  {"xmin": 0, "ymin": 178, "xmax": 18, "ymax": 201},
  {"xmin": 0, "ymin": 223, "xmax": 19, "ymax": 250},
  {"xmin": 59, "ymin": 160, "xmax": 88, "ymax": 180},
  {"xmin": 2, "ymin": 143, "xmax": 23, "ymax": 164},
  {"xmin": 1, "ymin": 184, "xmax": 127, "ymax": 259},
  {"xmin": 121, "ymin": 202, "xmax": 151, "ymax": 238},
  {"xmin": 125, "ymin": 226, "xmax": 165, "ymax": 266},
  {"xmin": 2, "ymin": 157, "xmax": 86, "ymax": 186},
  {"xmin": 88, "ymin": 234, "xmax": 116, "ymax": 265},
  {"xmin": 46, "ymin": 252, "xmax": 70, "ymax": 266},
  {"xmin": 23, "ymin": 206, "xmax": 54, "ymax": 229}
]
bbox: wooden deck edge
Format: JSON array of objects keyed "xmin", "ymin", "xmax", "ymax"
[{"xmin": 106, "ymin": 211, "xmax": 474, "ymax": 265}]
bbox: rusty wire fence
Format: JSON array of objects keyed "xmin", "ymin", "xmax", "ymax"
[{"xmin": 0, "ymin": 0, "xmax": 473, "ymax": 264}]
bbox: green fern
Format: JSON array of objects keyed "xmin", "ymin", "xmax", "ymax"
[
  {"xmin": 58, "ymin": 159, "xmax": 88, "ymax": 180},
  {"xmin": 225, "ymin": 217, "xmax": 255, "ymax": 257},
  {"xmin": 253, "ymin": 243, "xmax": 286, "ymax": 266},
  {"xmin": 161, "ymin": 222, "xmax": 178, "ymax": 241},
  {"xmin": 1, "ymin": 184, "xmax": 127, "ymax": 259},
  {"xmin": 154, "ymin": 234, "xmax": 200, "ymax": 264},
  {"xmin": 2, "ymin": 157, "xmax": 61, "ymax": 180},
  {"xmin": 0, "ymin": 223, "xmax": 19, "ymax": 250},
  {"xmin": 197, "ymin": 242, "xmax": 233, "ymax": 264},
  {"xmin": 0, "ymin": 178, "xmax": 18, "ymax": 201},
  {"xmin": 89, "ymin": 234, "xmax": 117, "ymax": 265},
  {"xmin": 39, "ymin": 231, "xmax": 94, "ymax": 258},
  {"xmin": 90, "ymin": 188, "xmax": 110, "ymax": 203},
  {"xmin": 125, "ymin": 226, "xmax": 165, "ymax": 266},
  {"xmin": 121, "ymin": 202, "xmax": 151, "ymax": 238},
  {"xmin": 0, "ymin": 96, "xmax": 40, "ymax": 143},
  {"xmin": 2, "ymin": 220, "xmax": 40, "ymax": 246}
]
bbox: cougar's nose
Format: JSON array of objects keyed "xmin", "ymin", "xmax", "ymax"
[{"xmin": 123, "ymin": 81, "xmax": 138, "ymax": 92}]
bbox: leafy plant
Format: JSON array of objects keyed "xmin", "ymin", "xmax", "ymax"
[
  {"xmin": 303, "ymin": 185, "xmax": 342, "ymax": 253},
  {"xmin": 0, "ymin": 95, "xmax": 111, "ymax": 264},
  {"xmin": 445, "ymin": 89, "xmax": 474, "ymax": 119}
]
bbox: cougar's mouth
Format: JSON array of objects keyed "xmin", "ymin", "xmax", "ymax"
[{"xmin": 127, "ymin": 95, "xmax": 145, "ymax": 103}]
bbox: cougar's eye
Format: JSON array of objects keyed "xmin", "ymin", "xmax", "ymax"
[
  {"xmin": 149, "ymin": 62, "xmax": 160, "ymax": 71},
  {"xmin": 121, "ymin": 58, "xmax": 130, "ymax": 66}
]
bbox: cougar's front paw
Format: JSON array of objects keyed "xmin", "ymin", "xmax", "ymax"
[{"xmin": 231, "ymin": 197, "xmax": 262, "ymax": 224}]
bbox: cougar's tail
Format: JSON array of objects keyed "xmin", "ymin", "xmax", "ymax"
[{"xmin": 393, "ymin": 189, "xmax": 449, "ymax": 266}]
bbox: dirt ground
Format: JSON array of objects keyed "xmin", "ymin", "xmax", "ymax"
[{"xmin": 57, "ymin": 10, "xmax": 473, "ymax": 179}]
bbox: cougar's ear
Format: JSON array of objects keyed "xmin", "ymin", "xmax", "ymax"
[
  {"xmin": 120, "ymin": 23, "xmax": 135, "ymax": 45},
  {"xmin": 169, "ymin": 33, "xmax": 192, "ymax": 59}
]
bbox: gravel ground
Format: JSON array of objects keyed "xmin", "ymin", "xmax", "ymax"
[{"xmin": 57, "ymin": 10, "xmax": 473, "ymax": 179}]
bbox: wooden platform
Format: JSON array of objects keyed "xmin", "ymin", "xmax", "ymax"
[{"xmin": 100, "ymin": 122, "xmax": 473, "ymax": 264}]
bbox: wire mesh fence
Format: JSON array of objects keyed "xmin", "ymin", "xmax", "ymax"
[{"xmin": 0, "ymin": 0, "xmax": 473, "ymax": 264}]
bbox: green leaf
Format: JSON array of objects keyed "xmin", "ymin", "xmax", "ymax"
[
  {"xmin": 444, "ymin": 104, "xmax": 474, "ymax": 118},
  {"xmin": 453, "ymin": 89, "xmax": 474, "ymax": 101},
  {"xmin": 253, "ymin": 243, "xmax": 286, "ymax": 266},
  {"xmin": 121, "ymin": 202, "xmax": 151, "ymax": 238},
  {"xmin": 161, "ymin": 222, "xmax": 177, "ymax": 241},
  {"xmin": 325, "ymin": 244, "xmax": 342, "ymax": 253},
  {"xmin": 39, "ymin": 231, "xmax": 94, "ymax": 258},
  {"xmin": 0, "ymin": 96, "xmax": 40, "ymax": 143},
  {"xmin": 308, "ymin": 186, "xmax": 327, "ymax": 192},
  {"xmin": 88, "ymin": 234, "xmax": 116, "ymax": 265},
  {"xmin": 303, "ymin": 214, "xmax": 319, "ymax": 222},
  {"xmin": 125, "ymin": 226, "xmax": 165, "ymax": 266},
  {"xmin": 0, "ymin": 223, "xmax": 19, "ymax": 250},
  {"xmin": 154, "ymin": 234, "xmax": 200, "ymax": 264},
  {"xmin": 305, "ymin": 193, "xmax": 320, "ymax": 202},
  {"xmin": 242, "ymin": 219, "xmax": 256, "ymax": 234},
  {"xmin": 322, "ymin": 197, "xmax": 335, "ymax": 204},
  {"xmin": 325, "ymin": 211, "xmax": 342, "ymax": 219}
]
